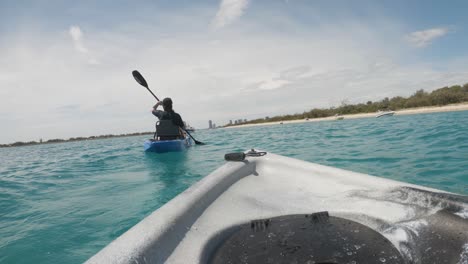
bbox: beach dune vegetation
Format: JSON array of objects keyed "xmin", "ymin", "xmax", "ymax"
[{"xmin": 226, "ymin": 83, "xmax": 468, "ymax": 126}]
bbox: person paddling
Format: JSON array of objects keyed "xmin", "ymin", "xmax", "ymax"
[{"xmin": 152, "ymin": 97, "xmax": 185, "ymax": 139}]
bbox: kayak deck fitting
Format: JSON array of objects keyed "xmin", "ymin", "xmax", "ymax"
[{"xmin": 87, "ymin": 151, "xmax": 468, "ymax": 263}]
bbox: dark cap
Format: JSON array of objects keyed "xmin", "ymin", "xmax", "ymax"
[{"xmin": 162, "ymin": 97, "xmax": 173, "ymax": 109}]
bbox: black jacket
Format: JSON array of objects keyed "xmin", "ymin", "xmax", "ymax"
[{"xmin": 152, "ymin": 110, "xmax": 185, "ymax": 129}]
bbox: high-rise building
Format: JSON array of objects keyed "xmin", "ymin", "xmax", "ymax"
[{"xmin": 208, "ymin": 120, "xmax": 213, "ymax": 129}]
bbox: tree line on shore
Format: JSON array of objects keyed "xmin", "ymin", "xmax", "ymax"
[
  {"xmin": 0, "ymin": 132, "xmax": 153, "ymax": 148},
  {"xmin": 226, "ymin": 83, "xmax": 468, "ymax": 126},
  {"xmin": 3, "ymin": 83, "xmax": 468, "ymax": 147}
]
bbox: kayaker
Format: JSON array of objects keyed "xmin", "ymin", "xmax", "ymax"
[{"xmin": 152, "ymin": 97, "xmax": 185, "ymax": 139}]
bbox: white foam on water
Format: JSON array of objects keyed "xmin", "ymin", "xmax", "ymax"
[
  {"xmin": 383, "ymin": 227, "xmax": 414, "ymax": 263},
  {"xmin": 350, "ymin": 188, "xmax": 445, "ymax": 219},
  {"xmin": 384, "ymin": 228, "xmax": 409, "ymax": 245},
  {"xmin": 455, "ymin": 209, "xmax": 468, "ymax": 219},
  {"xmin": 458, "ymin": 243, "xmax": 468, "ymax": 264},
  {"xmin": 400, "ymin": 219, "xmax": 428, "ymax": 237},
  {"xmin": 381, "ymin": 219, "xmax": 429, "ymax": 262}
]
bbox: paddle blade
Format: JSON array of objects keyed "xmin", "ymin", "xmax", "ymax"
[
  {"xmin": 194, "ymin": 140, "xmax": 205, "ymax": 145},
  {"xmin": 132, "ymin": 70, "xmax": 148, "ymax": 88},
  {"xmin": 183, "ymin": 129, "xmax": 205, "ymax": 145}
]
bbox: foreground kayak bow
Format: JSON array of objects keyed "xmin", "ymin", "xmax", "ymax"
[{"xmin": 87, "ymin": 150, "xmax": 468, "ymax": 263}]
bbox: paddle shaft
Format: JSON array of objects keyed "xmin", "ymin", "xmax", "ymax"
[{"xmin": 146, "ymin": 87, "xmax": 160, "ymax": 102}]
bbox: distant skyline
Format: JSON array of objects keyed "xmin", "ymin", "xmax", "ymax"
[{"xmin": 1, "ymin": 0, "xmax": 468, "ymax": 143}]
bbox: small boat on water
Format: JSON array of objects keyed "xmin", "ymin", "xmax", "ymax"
[
  {"xmin": 184, "ymin": 122, "xmax": 196, "ymax": 132},
  {"xmin": 144, "ymin": 136, "xmax": 192, "ymax": 153},
  {"xmin": 87, "ymin": 150, "xmax": 468, "ymax": 264},
  {"xmin": 334, "ymin": 114, "xmax": 344, "ymax": 120},
  {"xmin": 376, "ymin": 110, "xmax": 395, "ymax": 118}
]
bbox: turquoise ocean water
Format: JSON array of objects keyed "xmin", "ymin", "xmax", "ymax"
[{"xmin": 1, "ymin": 111, "xmax": 467, "ymax": 263}]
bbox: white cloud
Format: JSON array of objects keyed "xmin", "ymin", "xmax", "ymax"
[
  {"xmin": 406, "ymin": 27, "xmax": 449, "ymax": 48},
  {"xmin": 68, "ymin": 25, "xmax": 100, "ymax": 65},
  {"xmin": 69, "ymin": 26, "xmax": 88, "ymax": 53},
  {"xmin": 212, "ymin": 0, "xmax": 249, "ymax": 29},
  {"xmin": 87, "ymin": 58, "xmax": 100, "ymax": 65},
  {"xmin": 258, "ymin": 79, "xmax": 290, "ymax": 90}
]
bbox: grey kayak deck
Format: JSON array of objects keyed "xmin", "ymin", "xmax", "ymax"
[{"xmin": 86, "ymin": 152, "xmax": 468, "ymax": 264}]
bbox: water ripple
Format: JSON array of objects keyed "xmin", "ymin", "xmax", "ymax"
[{"xmin": 0, "ymin": 111, "xmax": 467, "ymax": 263}]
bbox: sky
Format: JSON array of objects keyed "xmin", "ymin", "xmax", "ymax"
[{"xmin": 1, "ymin": 0, "xmax": 468, "ymax": 143}]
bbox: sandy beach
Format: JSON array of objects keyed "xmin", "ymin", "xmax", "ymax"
[{"xmin": 225, "ymin": 103, "xmax": 468, "ymax": 129}]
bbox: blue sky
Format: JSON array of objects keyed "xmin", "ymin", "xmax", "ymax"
[{"xmin": 1, "ymin": 0, "xmax": 468, "ymax": 143}]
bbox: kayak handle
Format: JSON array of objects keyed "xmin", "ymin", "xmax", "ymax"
[
  {"xmin": 246, "ymin": 149, "xmax": 267, "ymax": 157},
  {"xmin": 225, "ymin": 149, "xmax": 267, "ymax": 161}
]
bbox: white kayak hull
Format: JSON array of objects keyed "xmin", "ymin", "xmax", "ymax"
[{"xmin": 87, "ymin": 152, "xmax": 468, "ymax": 264}]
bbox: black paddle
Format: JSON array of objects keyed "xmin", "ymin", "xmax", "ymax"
[{"xmin": 132, "ymin": 70, "xmax": 205, "ymax": 145}]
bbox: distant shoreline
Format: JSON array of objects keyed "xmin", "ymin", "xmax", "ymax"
[
  {"xmin": 224, "ymin": 103, "xmax": 468, "ymax": 129},
  {"xmin": 3, "ymin": 103, "xmax": 467, "ymax": 148},
  {"xmin": 0, "ymin": 132, "xmax": 153, "ymax": 149}
]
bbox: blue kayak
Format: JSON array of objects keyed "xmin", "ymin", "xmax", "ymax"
[{"xmin": 144, "ymin": 136, "xmax": 193, "ymax": 153}]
